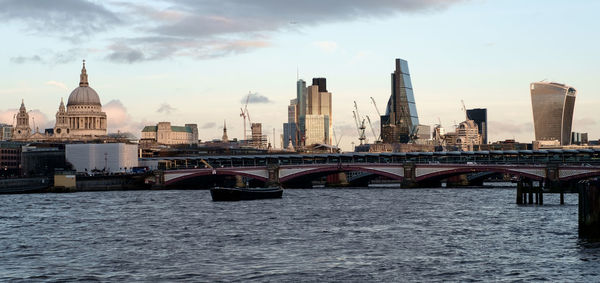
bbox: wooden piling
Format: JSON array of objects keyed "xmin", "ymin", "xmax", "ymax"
[
  {"xmin": 579, "ymin": 181, "xmax": 600, "ymax": 239},
  {"xmin": 516, "ymin": 181, "xmax": 523, "ymax": 204},
  {"xmin": 528, "ymin": 191, "xmax": 534, "ymax": 204},
  {"xmin": 560, "ymin": 192, "xmax": 565, "ymax": 205}
]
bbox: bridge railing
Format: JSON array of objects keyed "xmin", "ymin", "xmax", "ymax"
[{"xmin": 150, "ymin": 150, "xmax": 600, "ymax": 170}]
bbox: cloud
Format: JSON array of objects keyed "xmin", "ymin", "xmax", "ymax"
[
  {"xmin": 103, "ymin": 99, "xmax": 146, "ymax": 135},
  {"xmin": 10, "ymin": 55, "xmax": 42, "ymax": 64},
  {"xmin": 45, "ymin": 81, "xmax": 68, "ymax": 90},
  {"xmin": 157, "ymin": 103, "xmax": 176, "ymax": 114},
  {"xmin": 200, "ymin": 122, "xmax": 217, "ymax": 129},
  {"xmin": 4, "ymin": 0, "xmax": 463, "ymax": 63},
  {"xmin": 0, "ymin": 0, "xmax": 121, "ymax": 37},
  {"xmin": 0, "ymin": 108, "xmax": 52, "ymax": 130},
  {"xmin": 241, "ymin": 92, "xmax": 271, "ymax": 104},
  {"xmin": 313, "ymin": 41, "xmax": 338, "ymax": 53},
  {"xmin": 105, "ymin": 45, "xmax": 146, "ymax": 63},
  {"xmin": 11, "ymin": 48, "xmax": 87, "ymax": 65}
]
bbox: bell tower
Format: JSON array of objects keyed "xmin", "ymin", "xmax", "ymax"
[
  {"xmin": 12, "ymin": 99, "xmax": 31, "ymax": 140},
  {"xmin": 54, "ymin": 98, "xmax": 70, "ymax": 138}
]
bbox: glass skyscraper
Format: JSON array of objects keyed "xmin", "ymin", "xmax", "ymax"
[
  {"xmin": 381, "ymin": 58, "xmax": 420, "ymax": 143},
  {"xmin": 530, "ymin": 82, "xmax": 577, "ymax": 145}
]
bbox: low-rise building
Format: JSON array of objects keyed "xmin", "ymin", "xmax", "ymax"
[
  {"xmin": 0, "ymin": 141, "xmax": 23, "ymax": 177},
  {"xmin": 141, "ymin": 122, "xmax": 198, "ymax": 145},
  {"xmin": 0, "ymin": 124, "xmax": 13, "ymax": 141}
]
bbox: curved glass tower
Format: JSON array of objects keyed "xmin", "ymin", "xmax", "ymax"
[{"xmin": 530, "ymin": 82, "xmax": 577, "ymax": 145}]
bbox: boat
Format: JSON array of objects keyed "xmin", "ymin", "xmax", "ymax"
[{"xmin": 210, "ymin": 187, "xmax": 283, "ymax": 201}]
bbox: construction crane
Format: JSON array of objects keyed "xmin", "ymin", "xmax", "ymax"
[
  {"xmin": 332, "ymin": 127, "xmax": 343, "ymax": 151},
  {"xmin": 366, "ymin": 115, "xmax": 378, "ymax": 143},
  {"xmin": 240, "ymin": 92, "xmax": 252, "ymax": 140},
  {"xmin": 353, "ymin": 101, "xmax": 367, "ymax": 145},
  {"xmin": 352, "ymin": 111, "xmax": 366, "ymax": 145},
  {"xmin": 461, "ymin": 99, "xmax": 468, "ymax": 121},
  {"xmin": 370, "ymin": 97, "xmax": 382, "ymax": 117}
]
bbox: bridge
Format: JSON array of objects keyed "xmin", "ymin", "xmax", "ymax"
[{"xmin": 141, "ymin": 149, "xmax": 600, "ymax": 192}]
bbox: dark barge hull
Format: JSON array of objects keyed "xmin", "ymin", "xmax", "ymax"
[{"xmin": 210, "ymin": 187, "xmax": 283, "ymax": 201}]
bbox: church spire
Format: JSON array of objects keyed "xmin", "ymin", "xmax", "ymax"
[
  {"xmin": 222, "ymin": 120, "xmax": 229, "ymax": 142},
  {"xmin": 79, "ymin": 60, "xmax": 89, "ymax": 87}
]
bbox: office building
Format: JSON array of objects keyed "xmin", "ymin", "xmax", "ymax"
[
  {"xmin": 296, "ymin": 79, "xmax": 307, "ymax": 145},
  {"xmin": 283, "ymin": 99, "xmax": 298, "ymax": 149},
  {"xmin": 381, "ymin": 58, "xmax": 420, "ymax": 143},
  {"xmin": 466, "ymin": 108, "xmax": 487, "ymax": 144},
  {"xmin": 305, "ymin": 78, "xmax": 332, "ymax": 145},
  {"xmin": 530, "ymin": 82, "xmax": 577, "ymax": 145},
  {"xmin": 289, "ymin": 77, "xmax": 333, "ymax": 147}
]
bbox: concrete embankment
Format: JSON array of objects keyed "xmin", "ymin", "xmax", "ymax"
[
  {"xmin": 0, "ymin": 177, "xmax": 50, "ymax": 194},
  {"xmin": 57, "ymin": 174, "xmax": 151, "ymax": 192}
]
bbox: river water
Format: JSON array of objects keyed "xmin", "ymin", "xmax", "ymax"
[{"xmin": 1, "ymin": 187, "xmax": 599, "ymax": 282}]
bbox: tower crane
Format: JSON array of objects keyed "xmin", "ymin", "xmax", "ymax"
[
  {"xmin": 353, "ymin": 101, "xmax": 367, "ymax": 145},
  {"xmin": 352, "ymin": 111, "xmax": 366, "ymax": 145},
  {"xmin": 240, "ymin": 92, "xmax": 252, "ymax": 140},
  {"xmin": 370, "ymin": 97, "xmax": 382, "ymax": 117},
  {"xmin": 461, "ymin": 99, "xmax": 468, "ymax": 121},
  {"xmin": 366, "ymin": 115, "xmax": 378, "ymax": 143}
]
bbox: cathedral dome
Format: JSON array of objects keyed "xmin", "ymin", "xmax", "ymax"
[
  {"xmin": 67, "ymin": 60, "xmax": 102, "ymax": 106},
  {"xmin": 67, "ymin": 86, "xmax": 101, "ymax": 106}
]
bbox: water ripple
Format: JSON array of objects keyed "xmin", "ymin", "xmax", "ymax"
[{"xmin": 0, "ymin": 188, "xmax": 598, "ymax": 281}]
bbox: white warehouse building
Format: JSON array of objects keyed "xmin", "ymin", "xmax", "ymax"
[{"xmin": 66, "ymin": 143, "xmax": 138, "ymax": 173}]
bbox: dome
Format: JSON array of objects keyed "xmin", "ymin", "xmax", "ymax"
[
  {"xmin": 67, "ymin": 60, "xmax": 102, "ymax": 106},
  {"xmin": 67, "ymin": 86, "xmax": 101, "ymax": 106}
]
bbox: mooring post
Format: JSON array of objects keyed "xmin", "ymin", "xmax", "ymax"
[
  {"xmin": 516, "ymin": 180, "xmax": 523, "ymax": 204},
  {"xmin": 560, "ymin": 192, "xmax": 565, "ymax": 205},
  {"xmin": 579, "ymin": 180, "xmax": 600, "ymax": 239}
]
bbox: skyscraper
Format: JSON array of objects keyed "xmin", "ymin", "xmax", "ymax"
[
  {"xmin": 296, "ymin": 79, "xmax": 307, "ymax": 145},
  {"xmin": 306, "ymin": 78, "xmax": 332, "ymax": 145},
  {"xmin": 283, "ymin": 99, "xmax": 298, "ymax": 148},
  {"xmin": 381, "ymin": 58, "xmax": 420, "ymax": 143},
  {"xmin": 466, "ymin": 108, "xmax": 487, "ymax": 144},
  {"xmin": 530, "ymin": 82, "xmax": 577, "ymax": 145}
]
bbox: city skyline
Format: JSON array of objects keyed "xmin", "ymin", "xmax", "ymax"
[{"xmin": 1, "ymin": 0, "xmax": 598, "ymax": 150}]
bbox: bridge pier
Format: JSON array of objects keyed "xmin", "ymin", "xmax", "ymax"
[
  {"xmin": 517, "ymin": 179, "xmax": 543, "ymax": 205},
  {"xmin": 579, "ymin": 180, "xmax": 600, "ymax": 239},
  {"xmin": 267, "ymin": 164, "xmax": 280, "ymax": 187}
]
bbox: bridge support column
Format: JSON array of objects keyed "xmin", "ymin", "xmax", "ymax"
[
  {"xmin": 267, "ymin": 164, "xmax": 280, "ymax": 187},
  {"xmin": 579, "ymin": 180, "xmax": 600, "ymax": 239},
  {"xmin": 152, "ymin": 171, "xmax": 165, "ymax": 189},
  {"xmin": 401, "ymin": 163, "xmax": 417, "ymax": 188}
]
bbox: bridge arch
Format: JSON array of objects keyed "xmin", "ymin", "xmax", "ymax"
[
  {"xmin": 279, "ymin": 165, "xmax": 404, "ymax": 185},
  {"xmin": 165, "ymin": 169, "xmax": 268, "ymax": 186},
  {"xmin": 415, "ymin": 166, "xmax": 545, "ymax": 183}
]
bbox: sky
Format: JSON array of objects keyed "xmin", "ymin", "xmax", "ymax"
[{"xmin": 0, "ymin": 0, "xmax": 598, "ymax": 151}]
